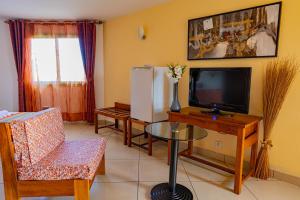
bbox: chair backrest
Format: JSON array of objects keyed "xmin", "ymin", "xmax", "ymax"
[{"xmin": 9, "ymin": 108, "xmax": 65, "ymax": 167}]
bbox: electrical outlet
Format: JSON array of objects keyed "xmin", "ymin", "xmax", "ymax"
[{"xmin": 214, "ymin": 140, "xmax": 223, "ymax": 149}]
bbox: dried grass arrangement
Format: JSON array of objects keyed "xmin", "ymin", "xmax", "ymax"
[{"xmin": 255, "ymin": 58, "xmax": 299, "ymax": 179}]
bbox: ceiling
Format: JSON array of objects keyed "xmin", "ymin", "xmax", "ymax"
[{"xmin": 0, "ymin": 0, "xmax": 169, "ymax": 21}]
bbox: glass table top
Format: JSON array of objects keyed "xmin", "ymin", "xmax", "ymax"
[{"xmin": 145, "ymin": 122, "xmax": 208, "ymax": 141}]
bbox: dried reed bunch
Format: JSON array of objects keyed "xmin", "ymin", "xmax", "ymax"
[{"xmin": 255, "ymin": 58, "xmax": 299, "ymax": 179}]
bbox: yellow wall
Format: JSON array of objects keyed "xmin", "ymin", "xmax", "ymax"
[{"xmin": 104, "ymin": 0, "xmax": 300, "ymax": 177}]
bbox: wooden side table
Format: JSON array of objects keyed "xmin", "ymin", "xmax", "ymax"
[{"xmin": 95, "ymin": 102, "xmax": 130, "ymax": 145}]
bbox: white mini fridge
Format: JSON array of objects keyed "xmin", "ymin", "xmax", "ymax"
[{"xmin": 131, "ymin": 66, "xmax": 173, "ymax": 123}]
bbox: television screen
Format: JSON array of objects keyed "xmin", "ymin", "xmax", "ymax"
[{"xmin": 189, "ymin": 68, "xmax": 251, "ymax": 114}]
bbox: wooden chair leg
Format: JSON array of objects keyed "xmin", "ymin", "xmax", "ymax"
[
  {"xmin": 74, "ymin": 180, "xmax": 90, "ymax": 200},
  {"xmin": 123, "ymin": 119, "xmax": 128, "ymax": 145},
  {"xmin": 128, "ymin": 119, "xmax": 132, "ymax": 147},
  {"xmin": 97, "ymin": 154, "xmax": 106, "ymax": 175}
]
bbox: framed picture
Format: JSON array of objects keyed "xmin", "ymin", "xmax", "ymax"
[{"xmin": 188, "ymin": 2, "xmax": 282, "ymax": 60}]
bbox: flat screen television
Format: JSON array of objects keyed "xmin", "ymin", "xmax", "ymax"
[{"xmin": 189, "ymin": 67, "xmax": 251, "ymax": 114}]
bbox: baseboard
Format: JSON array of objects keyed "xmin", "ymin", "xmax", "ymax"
[
  {"xmin": 272, "ymin": 170, "xmax": 300, "ymax": 187},
  {"xmin": 190, "ymin": 146, "xmax": 300, "ymax": 187}
]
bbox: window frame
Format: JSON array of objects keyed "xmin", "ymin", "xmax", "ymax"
[{"xmin": 31, "ymin": 37, "xmax": 86, "ymax": 83}]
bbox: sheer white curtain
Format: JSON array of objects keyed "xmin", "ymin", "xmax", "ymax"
[{"xmin": 29, "ymin": 23, "xmax": 87, "ymax": 121}]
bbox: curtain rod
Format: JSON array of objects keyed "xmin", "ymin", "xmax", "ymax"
[{"xmin": 4, "ymin": 20, "xmax": 103, "ymax": 25}]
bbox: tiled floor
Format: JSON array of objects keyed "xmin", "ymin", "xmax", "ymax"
[{"xmin": 1, "ymin": 123, "xmax": 300, "ymax": 199}]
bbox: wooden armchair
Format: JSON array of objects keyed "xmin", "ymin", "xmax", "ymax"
[{"xmin": 0, "ymin": 108, "xmax": 106, "ymax": 200}]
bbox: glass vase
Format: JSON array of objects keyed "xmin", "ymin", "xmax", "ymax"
[{"xmin": 170, "ymin": 82, "xmax": 181, "ymax": 112}]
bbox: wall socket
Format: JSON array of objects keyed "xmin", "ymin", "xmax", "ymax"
[{"xmin": 214, "ymin": 140, "xmax": 223, "ymax": 149}]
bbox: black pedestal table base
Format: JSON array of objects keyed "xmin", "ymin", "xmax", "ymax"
[
  {"xmin": 145, "ymin": 122, "xmax": 207, "ymax": 200},
  {"xmin": 151, "ymin": 183, "xmax": 193, "ymax": 200}
]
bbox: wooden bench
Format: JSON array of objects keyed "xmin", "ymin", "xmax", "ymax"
[
  {"xmin": 95, "ymin": 102, "xmax": 130, "ymax": 145},
  {"xmin": 0, "ymin": 108, "xmax": 106, "ymax": 200}
]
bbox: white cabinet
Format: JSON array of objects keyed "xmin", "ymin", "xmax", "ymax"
[{"xmin": 131, "ymin": 66, "xmax": 173, "ymax": 123}]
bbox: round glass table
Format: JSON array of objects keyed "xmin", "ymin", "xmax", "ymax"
[{"xmin": 145, "ymin": 122, "xmax": 208, "ymax": 200}]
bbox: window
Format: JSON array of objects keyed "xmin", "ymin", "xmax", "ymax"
[{"xmin": 31, "ymin": 38, "xmax": 85, "ymax": 82}]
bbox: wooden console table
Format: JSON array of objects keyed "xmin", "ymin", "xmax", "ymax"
[{"xmin": 168, "ymin": 107, "xmax": 262, "ymax": 194}]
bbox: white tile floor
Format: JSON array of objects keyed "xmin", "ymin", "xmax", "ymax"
[{"xmin": 1, "ymin": 123, "xmax": 300, "ymax": 200}]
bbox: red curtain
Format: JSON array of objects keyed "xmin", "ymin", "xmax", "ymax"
[
  {"xmin": 28, "ymin": 23, "xmax": 87, "ymax": 121},
  {"xmin": 8, "ymin": 20, "xmax": 27, "ymax": 112},
  {"xmin": 32, "ymin": 82, "xmax": 87, "ymax": 121},
  {"xmin": 8, "ymin": 20, "xmax": 96, "ymax": 122},
  {"xmin": 77, "ymin": 21, "xmax": 96, "ymax": 123}
]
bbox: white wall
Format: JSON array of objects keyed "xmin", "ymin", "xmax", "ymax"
[
  {"xmin": 95, "ymin": 24, "xmax": 105, "ymax": 108},
  {"xmin": 0, "ymin": 19, "xmax": 105, "ymax": 111},
  {"xmin": 0, "ymin": 19, "xmax": 18, "ymax": 111}
]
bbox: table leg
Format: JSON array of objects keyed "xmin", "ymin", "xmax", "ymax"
[
  {"xmin": 115, "ymin": 119, "xmax": 119, "ymax": 129},
  {"xmin": 234, "ymin": 129, "xmax": 246, "ymax": 194},
  {"xmin": 144, "ymin": 125, "xmax": 148, "ymax": 138},
  {"xmin": 151, "ymin": 139, "xmax": 193, "ymax": 200},
  {"xmin": 123, "ymin": 119, "xmax": 127, "ymax": 145},
  {"xmin": 187, "ymin": 125, "xmax": 194, "ymax": 156},
  {"xmin": 169, "ymin": 139, "xmax": 179, "ymax": 193},
  {"xmin": 167, "ymin": 140, "xmax": 171, "ymax": 165},
  {"xmin": 148, "ymin": 133, "xmax": 152, "ymax": 156},
  {"xmin": 250, "ymin": 142, "xmax": 258, "ymax": 174},
  {"xmin": 250, "ymin": 124, "xmax": 259, "ymax": 176},
  {"xmin": 128, "ymin": 119, "xmax": 132, "ymax": 147}
]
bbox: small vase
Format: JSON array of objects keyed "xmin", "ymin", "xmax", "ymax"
[{"xmin": 170, "ymin": 82, "xmax": 181, "ymax": 112}]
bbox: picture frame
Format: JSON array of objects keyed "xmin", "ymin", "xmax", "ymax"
[{"xmin": 187, "ymin": 2, "xmax": 282, "ymax": 60}]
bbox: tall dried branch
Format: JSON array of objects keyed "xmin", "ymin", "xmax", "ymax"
[
  {"xmin": 255, "ymin": 58, "xmax": 299, "ymax": 179},
  {"xmin": 263, "ymin": 58, "xmax": 299, "ymax": 139}
]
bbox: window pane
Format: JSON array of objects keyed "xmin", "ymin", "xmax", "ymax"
[
  {"xmin": 58, "ymin": 38, "xmax": 86, "ymax": 82},
  {"xmin": 31, "ymin": 39, "xmax": 57, "ymax": 82}
]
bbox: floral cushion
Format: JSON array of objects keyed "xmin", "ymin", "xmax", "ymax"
[
  {"xmin": 24, "ymin": 108, "xmax": 65, "ymax": 165},
  {"xmin": 18, "ymin": 138, "xmax": 107, "ymax": 180},
  {"xmin": 10, "ymin": 108, "xmax": 65, "ymax": 167}
]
